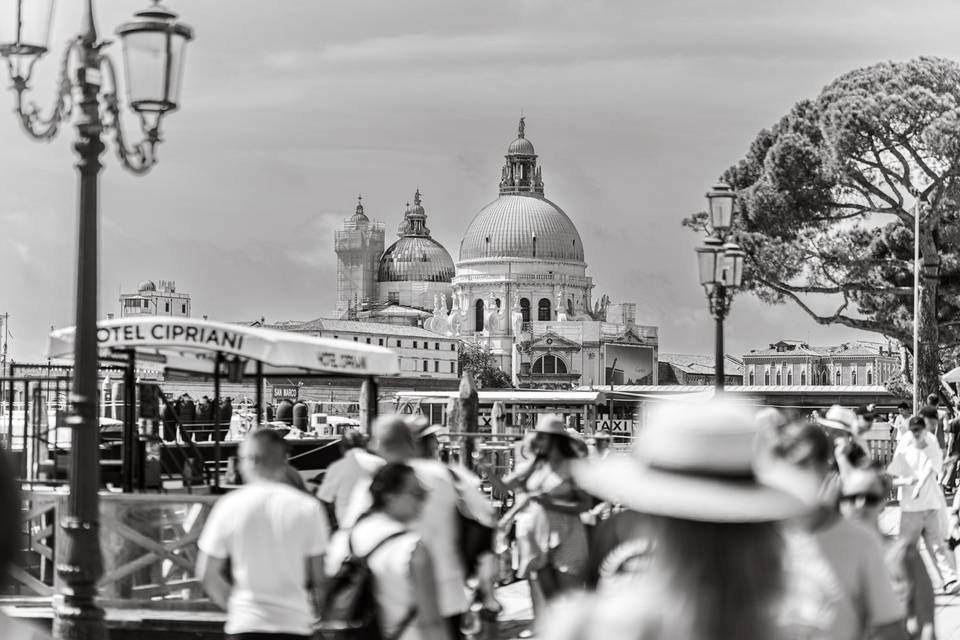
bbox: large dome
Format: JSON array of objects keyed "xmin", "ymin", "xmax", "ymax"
[
  {"xmin": 378, "ymin": 235, "xmax": 455, "ymax": 282},
  {"xmin": 458, "ymin": 195, "xmax": 585, "ymax": 263}
]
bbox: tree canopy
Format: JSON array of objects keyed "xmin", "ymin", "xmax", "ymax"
[
  {"xmin": 458, "ymin": 342, "xmax": 512, "ymax": 389},
  {"xmin": 686, "ymin": 57, "xmax": 960, "ymax": 395}
]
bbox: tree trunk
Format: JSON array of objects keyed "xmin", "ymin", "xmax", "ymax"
[{"xmin": 915, "ymin": 254, "xmax": 942, "ymax": 406}]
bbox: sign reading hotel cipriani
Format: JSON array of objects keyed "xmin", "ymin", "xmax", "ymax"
[{"xmin": 96, "ymin": 323, "xmax": 245, "ymax": 351}]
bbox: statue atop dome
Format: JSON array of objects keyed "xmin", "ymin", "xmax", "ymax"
[{"xmin": 518, "ymin": 116, "xmax": 525, "ymax": 138}]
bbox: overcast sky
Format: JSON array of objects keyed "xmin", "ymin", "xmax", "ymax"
[{"xmin": 3, "ymin": 0, "xmax": 959, "ymax": 362}]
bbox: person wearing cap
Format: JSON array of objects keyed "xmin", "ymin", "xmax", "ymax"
[
  {"xmin": 758, "ymin": 418, "xmax": 906, "ymax": 640},
  {"xmin": 889, "ymin": 415, "xmax": 958, "ymax": 594},
  {"xmin": 839, "ymin": 468, "xmax": 936, "ymax": 640},
  {"xmin": 544, "ymin": 399, "xmax": 845, "ymax": 640},
  {"xmin": 486, "ymin": 414, "xmax": 591, "ymax": 619}
]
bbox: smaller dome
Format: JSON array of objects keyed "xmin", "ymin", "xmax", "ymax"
[
  {"xmin": 378, "ymin": 237, "xmax": 455, "ymax": 283},
  {"xmin": 508, "ymin": 136, "xmax": 535, "ymax": 156},
  {"xmin": 138, "ymin": 280, "xmax": 156, "ymax": 292}
]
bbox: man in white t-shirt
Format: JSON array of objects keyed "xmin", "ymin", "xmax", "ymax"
[
  {"xmin": 197, "ymin": 429, "xmax": 330, "ymax": 639},
  {"xmin": 892, "ymin": 402, "xmax": 911, "ymax": 443},
  {"xmin": 315, "ymin": 428, "xmax": 367, "ymax": 529},
  {"xmin": 888, "ymin": 416, "xmax": 958, "ymax": 593}
]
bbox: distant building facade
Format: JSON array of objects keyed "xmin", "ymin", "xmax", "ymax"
[
  {"xmin": 658, "ymin": 353, "xmax": 743, "ymax": 386},
  {"xmin": 120, "ymin": 280, "xmax": 191, "ymax": 318},
  {"xmin": 257, "ymin": 318, "xmax": 459, "ymax": 381},
  {"xmin": 742, "ymin": 339, "xmax": 899, "ymax": 387},
  {"xmin": 334, "ymin": 198, "xmax": 386, "ymax": 319}
]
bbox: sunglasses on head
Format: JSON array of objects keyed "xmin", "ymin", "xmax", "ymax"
[{"xmin": 840, "ymin": 493, "xmax": 883, "ymax": 507}]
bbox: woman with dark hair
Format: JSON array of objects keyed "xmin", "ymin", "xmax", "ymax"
[
  {"xmin": 0, "ymin": 445, "xmax": 49, "ymax": 639},
  {"xmin": 326, "ymin": 462, "xmax": 450, "ymax": 640},
  {"xmin": 487, "ymin": 415, "xmax": 591, "ymax": 617}
]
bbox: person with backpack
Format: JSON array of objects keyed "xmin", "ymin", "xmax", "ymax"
[
  {"xmin": 339, "ymin": 416, "xmax": 469, "ymax": 639},
  {"xmin": 197, "ymin": 429, "xmax": 329, "ymax": 639},
  {"xmin": 323, "ymin": 463, "xmax": 451, "ymax": 640}
]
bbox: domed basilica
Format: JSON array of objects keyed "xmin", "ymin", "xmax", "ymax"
[{"xmin": 334, "ymin": 118, "xmax": 658, "ymax": 388}]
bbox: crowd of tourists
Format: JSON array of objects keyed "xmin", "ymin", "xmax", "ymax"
[{"xmin": 4, "ymin": 394, "xmax": 960, "ymax": 639}]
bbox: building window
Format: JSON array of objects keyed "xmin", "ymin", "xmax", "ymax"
[
  {"xmin": 764, "ymin": 371, "xmax": 770, "ymax": 385},
  {"xmin": 867, "ymin": 370, "xmax": 873, "ymax": 385},
  {"xmin": 181, "ymin": 304, "xmax": 186, "ymax": 313},
  {"xmin": 748, "ymin": 371, "xmax": 755, "ymax": 385},
  {"xmin": 379, "ymin": 338, "xmax": 384, "ymax": 346},
  {"xmin": 532, "ymin": 355, "xmax": 568, "ymax": 375},
  {"xmin": 520, "ymin": 298, "xmax": 531, "ymax": 322},
  {"xmin": 413, "ymin": 341, "xmax": 418, "ymax": 349},
  {"xmin": 435, "ymin": 343, "xmax": 439, "ymax": 350},
  {"xmin": 851, "ymin": 370, "xmax": 857, "ymax": 385},
  {"xmin": 366, "ymin": 338, "xmax": 371, "ymax": 344},
  {"xmin": 353, "ymin": 337, "xmax": 358, "ymax": 342},
  {"xmin": 396, "ymin": 340, "xmax": 402, "ymax": 348},
  {"xmin": 388, "ymin": 291, "xmax": 399, "ymax": 304},
  {"xmin": 475, "ymin": 299, "xmax": 485, "ymax": 332},
  {"xmin": 334, "ymin": 335, "xmax": 338, "ymax": 339},
  {"xmin": 451, "ymin": 344, "xmax": 456, "ymax": 351},
  {"xmin": 787, "ymin": 371, "xmax": 793, "ymax": 385},
  {"xmin": 775, "ymin": 370, "xmax": 782, "ymax": 385},
  {"xmin": 450, "ymin": 362, "xmax": 455, "ymax": 373},
  {"xmin": 538, "ymin": 298, "xmax": 551, "ymax": 321},
  {"xmin": 423, "ymin": 360, "xmax": 428, "ymax": 372},
  {"xmin": 434, "ymin": 361, "xmax": 439, "ymax": 372},
  {"xmin": 800, "ymin": 371, "xmax": 806, "ymax": 385},
  {"xmin": 835, "ymin": 370, "xmax": 841, "ymax": 385}
]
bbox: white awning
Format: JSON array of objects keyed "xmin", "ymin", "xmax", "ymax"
[{"xmin": 46, "ymin": 317, "xmax": 400, "ymax": 377}]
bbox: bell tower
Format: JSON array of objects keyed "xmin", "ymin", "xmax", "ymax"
[{"xmin": 334, "ymin": 195, "xmax": 385, "ymax": 318}]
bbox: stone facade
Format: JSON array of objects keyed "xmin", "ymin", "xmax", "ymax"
[
  {"xmin": 742, "ymin": 340, "xmax": 899, "ymax": 386},
  {"xmin": 658, "ymin": 353, "xmax": 743, "ymax": 386},
  {"xmin": 120, "ymin": 280, "xmax": 191, "ymax": 318}
]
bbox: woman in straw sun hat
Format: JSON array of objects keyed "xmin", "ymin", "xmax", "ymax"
[
  {"xmin": 539, "ymin": 398, "xmax": 826, "ymax": 640},
  {"xmin": 484, "ymin": 414, "xmax": 591, "ymax": 621}
]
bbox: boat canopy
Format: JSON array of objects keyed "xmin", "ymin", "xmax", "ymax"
[{"xmin": 45, "ymin": 317, "xmax": 400, "ymax": 378}]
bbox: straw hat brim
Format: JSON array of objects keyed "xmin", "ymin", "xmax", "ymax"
[
  {"xmin": 532, "ymin": 426, "xmax": 582, "ymax": 440},
  {"xmin": 572, "ymin": 457, "xmax": 810, "ymax": 523}
]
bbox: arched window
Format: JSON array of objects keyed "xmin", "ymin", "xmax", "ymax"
[
  {"xmin": 800, "ymin": 371, "xmax": 806, "ymax": 385},
  {"xmin": 748, "ymin": 371, "xmax": 755, "ymax": 385},
  {"xmin": 532, "ymin": 355, "xmax": 568, "ymax": 375},
  {"xmin": 867, "ymin": 370, "xmax": 873, "ymax": 385},
  {"xmin": 538, "ymin": 298, "xmax": 552, "ymax": 321},
  {"xmin": 775, "ymin": 370, "xmax": 782, "ymax": 385},
  {"xmin": 520, "ymin": 298, "xmax": 531, "ymax": 322},
  {"xmin": 851, "ymin": 369, "xmax": 857, "ymax": 385},
  {"xmin": 764, "ymin": 371, "xmax": 770, "ymax": 385},
  {"xmin": 835, "ymin": 370, "xmax": 842, "ymax": 385},
  {"xmin": 475, "ymin": 299, "xmax": 484, "ymax": 332},
  {"xmin": 787, "ymin": 370, "xmax": 793, "ymax": 385}
]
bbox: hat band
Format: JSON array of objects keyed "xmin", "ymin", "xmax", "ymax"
[{"xmin": 647, "ymin": 462, "xmax": 757, "ymax": 483}]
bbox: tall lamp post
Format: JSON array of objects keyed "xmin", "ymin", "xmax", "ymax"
[
  {"xmin": 695, "ymin": 183, "xmax": 745, "ymax": 392},
  {"xmin": 0, "ymin": 2, "xmax": 193, "ymax": 639}
]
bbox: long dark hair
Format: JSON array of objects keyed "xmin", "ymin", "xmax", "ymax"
[
  {"xmin": 543, "ymin": 433, "xmax": 585, "ymax": 460},
  {"xmin": 647, "ymin": 515, "xmax": 785, "ymax": 640}
]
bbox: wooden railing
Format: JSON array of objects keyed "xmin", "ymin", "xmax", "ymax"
[{"xmin": 10, "ymin": 491, "xmax": 219, "ymax": 606}]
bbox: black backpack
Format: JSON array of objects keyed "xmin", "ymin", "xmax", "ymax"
[{"xmin": 316, "ymin": 530, "xmax": 416, "ymax": 640}]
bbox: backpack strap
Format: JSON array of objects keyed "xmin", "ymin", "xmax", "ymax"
[{"xmin": 362, "ymin": 529, "xmax": 409, "ymax": 561}]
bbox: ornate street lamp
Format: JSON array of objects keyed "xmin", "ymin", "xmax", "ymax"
[
  {"xmin": 0, "ymin": 2, "xmax": 193, "ymax": 639},
  {"xmin": 696, "ymin": 182, "xmax": 742, "ymax": 392}
]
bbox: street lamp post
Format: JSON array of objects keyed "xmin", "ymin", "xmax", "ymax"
[
  {"xmin": 696, "ymin": 183, "xmax": 744, "ymax": 392},
  {"xmin": 0, "ymin": 2, "xmax": 193, "ymax": 639}
]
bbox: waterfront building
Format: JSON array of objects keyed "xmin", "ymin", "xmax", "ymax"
[
  {"xmin": 119, "ymin": 280, "xmax": 191, "ymax": 318},
  {"xmin": 741, "ymin": 339, "xmax": 900, "ymax": 387},
  {"xmin": 658, "ymin": 353, "xmax": 744, "ymax": 386}
]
